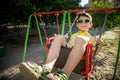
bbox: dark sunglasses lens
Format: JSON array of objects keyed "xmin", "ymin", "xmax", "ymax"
[
  {"xmin": 85, "ymin": 19, "xmax": 90, "ymax": 23},
  {"xmin": 78, "ymin": 20, "xmax": 82, "ymax": 23}
]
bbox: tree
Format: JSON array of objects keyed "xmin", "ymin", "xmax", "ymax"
[
  {"xmin": 89, "ymin": 2, "xmax": 120, "ymax": 30},
  {"xmin": 0, "ymin": 0, "xmax": 80, "ymax": 24}
]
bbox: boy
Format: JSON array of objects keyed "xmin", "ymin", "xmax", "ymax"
[{"xmin": 19, "ymin": 12, "xmax": 103, "ymax": 80}]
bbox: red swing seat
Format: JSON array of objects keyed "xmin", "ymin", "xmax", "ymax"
[{"xmin": 45, "ymin": 37, "xmax": 93, "ymax": 79}]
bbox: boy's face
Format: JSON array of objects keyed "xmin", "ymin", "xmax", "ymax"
[{"xmin": 76, "ymin": 16, "xmax": 92, "ymax": 32}]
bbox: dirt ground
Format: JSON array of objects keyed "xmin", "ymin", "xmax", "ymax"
[{"xmin": 0, "ymin": 28, "xmax": 120, "ymax": 80}]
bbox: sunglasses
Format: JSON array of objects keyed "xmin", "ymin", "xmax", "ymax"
[{"xmin": 76, "ymin": 19, "xmax": 90, "ymax": 24}]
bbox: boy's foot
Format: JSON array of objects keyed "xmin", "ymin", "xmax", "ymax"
[
  {"xmin": 46, "ymin": 68, "xmax": 68, "ymax": 80},
  {"xmin": 19, "ymin": 62, "xmax": 50, "ymax": 80}
]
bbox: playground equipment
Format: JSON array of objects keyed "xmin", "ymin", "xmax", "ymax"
[
  {"xmin": 22, "ymin": 8, "xmax": 120, "ymax": 80},
  {"xmin": 112, "ymin": 31, "xmax": 120, "ymax": 80}
]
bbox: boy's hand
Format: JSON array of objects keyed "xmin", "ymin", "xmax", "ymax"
[
  {"xmin": 53, "ymin": 34, "xmax": 57, "ymax": 37},
  {"xmin": 64, "ymin": 33, "xmax": 69, "ymax": 39},
  {"xmin": 96, "ymin": 38, "xmax": 103, "ymax": 46}
]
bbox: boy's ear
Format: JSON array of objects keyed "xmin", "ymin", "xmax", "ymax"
[{"xmin": 90, "ymin": 21, "xmax": 92, "ymax": 28}]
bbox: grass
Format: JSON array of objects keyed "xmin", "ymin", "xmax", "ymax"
[{"xmin": 104, "ymin": 26, "xmax": 120, "ymax": 46}]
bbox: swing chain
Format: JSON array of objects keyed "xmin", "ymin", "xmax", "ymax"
[
  {"xmin": 55, "ymin": 13, "xmax": 60, "ymax": 34},
  {"xmin": 67, "ymin": 14, "xmax": 78, "ymax": 35},
  {"xmin": 39, "ymin": 14, "xmax": 48, "ymax": 38}
]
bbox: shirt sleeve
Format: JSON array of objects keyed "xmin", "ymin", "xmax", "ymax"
[{"xmin": 67, "ymin": 33, "xmax": 76, "ymax": 48}]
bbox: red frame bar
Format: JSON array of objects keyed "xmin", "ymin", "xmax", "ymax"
[
  {"xmin": 35, "ymin": 8, "xmax": 120, "ymax": 17},
  {"xmin": 80, "ymin": 42, "xmax": 93, "ymax": 79},
  {"xmin": 68, "ymin": 8, "xmax": 120, "ymax": 14},
  {"xmin": 45, "ymin": 37, "xmax": 55, "ymax": 53}
]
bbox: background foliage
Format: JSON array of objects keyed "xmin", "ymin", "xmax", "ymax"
[
  {"xmin": 89, "ymin": 2, "xmax": 120, "ymax": 30},
  {"xmin": 0, "ymin": 0, "xmax": 119, "ymax": 30}
]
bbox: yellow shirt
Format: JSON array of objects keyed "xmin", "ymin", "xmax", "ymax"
[{"xmin": 67, "ymin": 31, "xmax": 95, "ymax": 48}]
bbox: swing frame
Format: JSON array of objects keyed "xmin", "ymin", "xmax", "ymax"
[{"xmin": 22, "ymin": 8, "xmax": 120, "ymax": 80}]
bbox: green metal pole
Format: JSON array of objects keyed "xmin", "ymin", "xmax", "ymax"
[
  {"xmin": 61, "ymin": 11, "xmax": 67, "ymax": 35},
  {"xmin": 22, "ymin": 14, "xmax": 33, "ymax": 62},
  {"xmin": 34, "ymin": 15, "xmax": 47, "ymax": 60},
  {"xmin": 112, "ymin": 37, "xmax": 120, "ymax": 79},
  {"xmin": 67, "ymin": 12, "xmax": 72, "ymax": 37}
]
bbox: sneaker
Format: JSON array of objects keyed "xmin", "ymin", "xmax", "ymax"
[
  {"xmin": 46, "ymin": 68, "xmax": 68, "ymax": 80},
  {"xmin": 19, "ymin": 62, "xmax": 50, "ymax": 80}
]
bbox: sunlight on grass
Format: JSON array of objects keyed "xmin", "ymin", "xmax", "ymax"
[
  {"xmin": 103, "ymin": 38, "xmax": 118, "ymax": 53},
  {"xmin": 102, "ymin": 26, "xmax": 119, "ymax": 54},
  {"xmin": 113, "ymin": 26, "xmax": 120, "ymax": 37}
]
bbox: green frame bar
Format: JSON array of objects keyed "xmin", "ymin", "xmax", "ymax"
[
  {"xmin": 61, "ymin": 11, "xmax": 67, "ymax": 35},
  {"xmin": 22, "ymin": 14, "xmax": 47, "ymax": 62},
  {"xmin": 34, "ymin": 15, "xmax": 47, "ymax": 60},
  {"xmin": 22, "ymin": 14, "xmax": 32, "ymax": 62},
  {"xmin": 113, "ymin": 37, "xmax": 120, "ymax": 79},
  {"xmin": 68, "ymin": 12, "xmax": 72, "ymax": 36}
]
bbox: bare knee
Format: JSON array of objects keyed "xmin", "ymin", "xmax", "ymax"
[
  {"xmin": 54, "ymin": 35, "xmax": 65, "ymax": 41},
  {"xmin": 55, "ymin": 35, "xmax": 64, "ymax": 38},
  {"xmin": 75, "ymin": 37, "xmax": 87, "ymax": 46},
  {"xmin": 54, "ymin": 35, "xmax": 66, "ymax": 46}
]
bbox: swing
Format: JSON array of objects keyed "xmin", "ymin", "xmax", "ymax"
[
  {"xmin": 43, "ymin": 11, "xmax": 93, "ymax": 79},
  {"xmin": 21, "ymin": 8, "xmax": 120, "ymax": 80},
  {"xmin": 44, "ymin": 11, "xmax": 110, "ymax": 79}
]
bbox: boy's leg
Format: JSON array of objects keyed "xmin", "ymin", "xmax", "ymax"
[
  {"xmin": 62, "ymin": 37, "xmax": 87, "ymax": 77},
  {"xmin": 19, "ymin": 62, "xmax": 44, "ymax": 80},
  {"xmin": 46, "ymin": 37, "xmax": 88, "ymax": 80},
  {"xmin": 45, "ymin": 35, "xmax": 66, "ymax": 71},
  {"xmin": 19, "ymin": 35, "xmax": 66, "ymax": 80}
]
